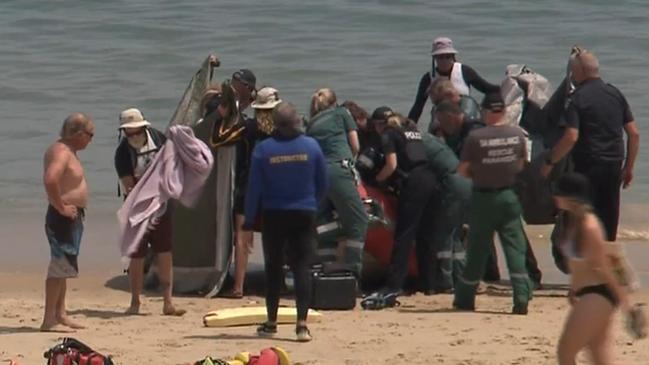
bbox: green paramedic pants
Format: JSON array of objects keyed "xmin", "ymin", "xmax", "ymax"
[
  {"xmin": 454, "ymin": 188, "xmax": 532, "ymax": 308},
  {"xmin": 432, "ymin": 173, "xmax": 471, "ymax": 290},
  {"xmin": 316, "ymin": 162, "xmax": 368, "ymax": 276}
]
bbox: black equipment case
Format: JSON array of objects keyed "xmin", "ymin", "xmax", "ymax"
[{"xmin": 310, "ymin": 263, "xmax": 357, "ymax": 310}]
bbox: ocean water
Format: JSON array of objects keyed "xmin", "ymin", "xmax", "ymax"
[{"xmin": 1, "ymin": 0, "xmax": 648, "ymax": 235}]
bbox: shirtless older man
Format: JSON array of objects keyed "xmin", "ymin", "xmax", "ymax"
[{"xmin": 41, "ymin": 113, "xmax": 94, "ymax": 332}]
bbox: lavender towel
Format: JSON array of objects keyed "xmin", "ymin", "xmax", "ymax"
[{"xmin": 117, "ymin": 125, "xmax": 213, "ymax": 258}]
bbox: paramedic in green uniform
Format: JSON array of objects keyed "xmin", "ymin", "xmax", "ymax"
[
  {"xmin": 436, "ymin": 100, "xmax": 543, "ymax": 287},
  {"xmin": 420, "ymin": 131, "xmax": 471, "ymax": 293},
  {"xmin": 306, "ymin": 88, "xmax": 368, "ymax": 277},
  {"xmin": 454, "ymin": 91, "xmax": 532, "ymax": 315}
]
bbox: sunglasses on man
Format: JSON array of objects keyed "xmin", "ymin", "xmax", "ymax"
[{"xmin": 124, "ymin": 129, "xmax": 145, "ymax": 138}]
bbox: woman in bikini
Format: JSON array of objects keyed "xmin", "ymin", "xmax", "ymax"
[{"xmin": 554, "ymin": 172, "xmax": 635, "ymax": 364}]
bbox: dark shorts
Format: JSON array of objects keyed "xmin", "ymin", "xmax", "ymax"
[
  {"xmin": 575, "ymin": 284, "xmax": 618, "ymax": 307},
  {"xmin": 129, "ymin": 207, "xmax": 173, "ymax": 258},
  {"xmin": 45, "ymin": 205, "xmax": 84, "ymax": 279}
]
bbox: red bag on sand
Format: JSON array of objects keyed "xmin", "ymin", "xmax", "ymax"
[
  {"xmin": 44, "ymin": 337, "xmax": 114, "ymax": 365},
  {"xmin": 247, "ymin": 348, "xmax": 279, "ymax": 365}
]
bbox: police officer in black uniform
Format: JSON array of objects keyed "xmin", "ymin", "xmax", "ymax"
[{"xmin": 372, "ymin": 113, "xmax": 439, "ymax": 299}]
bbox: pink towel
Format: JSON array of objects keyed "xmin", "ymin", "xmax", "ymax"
[{"xmin": 117, "ymin": 125, "xmax": 214, "ymax": 258}]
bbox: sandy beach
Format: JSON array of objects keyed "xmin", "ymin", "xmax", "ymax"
[
  {"xmin": 1, "ymin": 208, "xmax": 648, "ymax": 364},
  {"xmin": 1, "ymin": 272, "xmax": 648, "ymax": 365}
]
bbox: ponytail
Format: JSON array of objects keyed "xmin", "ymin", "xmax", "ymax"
[{"xmin": 309, "ymin": 88, "xmax": 337, "ymax": 117}]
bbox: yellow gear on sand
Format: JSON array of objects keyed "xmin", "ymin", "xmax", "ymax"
[
  {"xmin": 233, "ymin": 352, "xmax": 250, "ymax": 364},
  {"xmin": 228, "ymin": 348, "xmax": 291, "ymax": 365},
  {"xmin": 271, "ymin": 347, "xmax": 291, "ymax": 365}
]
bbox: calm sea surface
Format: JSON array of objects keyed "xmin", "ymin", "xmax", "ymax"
[{"xmin": 1, "ymin": 0, "xmax": 648, "ymax": 236}]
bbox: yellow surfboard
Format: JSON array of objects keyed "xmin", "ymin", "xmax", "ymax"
[{"xmin": 203, "ymin": 306, "xmax": 323, "ymax": 327}]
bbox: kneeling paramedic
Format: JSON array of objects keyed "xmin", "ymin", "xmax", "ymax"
[
  {"xmin": 421, "ymin": 132, "xmax": 471, "ymax": 293},
  {"xmin": 453, "ymin": 92, "xmax": 533, "ymax": 314}
]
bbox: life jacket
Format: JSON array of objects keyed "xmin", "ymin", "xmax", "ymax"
[{"xmin": 428, "ymin": 62, "xmax": 470, "ymax": 98}]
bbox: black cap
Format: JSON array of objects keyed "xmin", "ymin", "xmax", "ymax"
[
  {"xmin": 552, "ymin": 172, "xmax": 592, "ymax": 203},
  {"xmin": 232, "ymin": 69, "xmax": 256, "ymax": 88},
  {"xmin": 370, "ymin": 106, "xmax": 394, "ymax": 124},
  {"xmin": 481, "ymin": 91, "xmax": 505, "ymax": 112}
]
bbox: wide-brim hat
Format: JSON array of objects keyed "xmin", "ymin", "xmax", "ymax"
[
  {"xmin": 431, "ymin": 37, "xmax": 459, "ymax": 56},
  {"xmin": 251, "ymin": 86, "xmax": 282, "ymax": 109},
  {"xmin": 119, "ymin": 108, "xmax": 151, "ymax": 129}
]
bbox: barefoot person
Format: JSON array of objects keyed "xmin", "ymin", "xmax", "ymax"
[
  {"xmin": 224, "ymin": 86, "xmax": 283, "ymax": 299},
  {"xmin": 41, "ymin": 113, "xmax": 94, "ymax": 331},
  {"xmin": 114, "ymin": 108, "xmax": 184, "ymax": 316},
  {"xmin": 553, "ymin": 173, "xmax": 635, "ymax": 364}
]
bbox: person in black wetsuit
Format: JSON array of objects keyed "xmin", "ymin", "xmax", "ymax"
[
  {"xmin": 243, "ymin": 102, "xmax": 329, "ymax": 342},
  {"xmin": 408, "ymin": 37, "xmax": 499, "ymax": 123},
  {"xmin": 228, "ymin": 86, "xmax": 283, "ymax": 298}
]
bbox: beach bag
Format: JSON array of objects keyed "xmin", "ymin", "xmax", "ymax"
[{"xmin": 44, "ymin": 337, "xmax": 114, "ymax": 365}]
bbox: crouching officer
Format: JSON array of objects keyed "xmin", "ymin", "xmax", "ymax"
[
  {"xmin": 421, "ymin": 132, "xmax": 471, "ymax": 293},
  {"xmin": 454, "ymin": 92, "xmax": 533, "ymax": 315},
  {"xmin": 306, "ymin": 88, "xmax": 368, "ymax": 277},
  {"xmin": 374, "ymin": 114, "xmax": 439, "ymax": 296}
]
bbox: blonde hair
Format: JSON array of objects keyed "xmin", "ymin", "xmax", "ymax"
[
  {"xmin": 430, "ymin": 79, "xmax": 458, "ymax": 104},
  {"xmin": 310, "ymin": 88, "xmax": 337, "ymax": 117},
  {"xmin": 255, "ymin": 108, "xmax": 275, "ymax": 135},
  {"xmin": 60, "ymin": 113, "xmax": 92, "ymax": 138},
  {"xmin": 386, "ymin": 113, "xmax": 407, "ymax": 129}
]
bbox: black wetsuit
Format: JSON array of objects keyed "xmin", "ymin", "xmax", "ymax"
[
  {"xmin": 234, "ymin": 117, "xmax": 271, "ymax": 215},
  {"xmin": 408, "ymin": 64, "xmax": 499, "ymax": 122}
]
